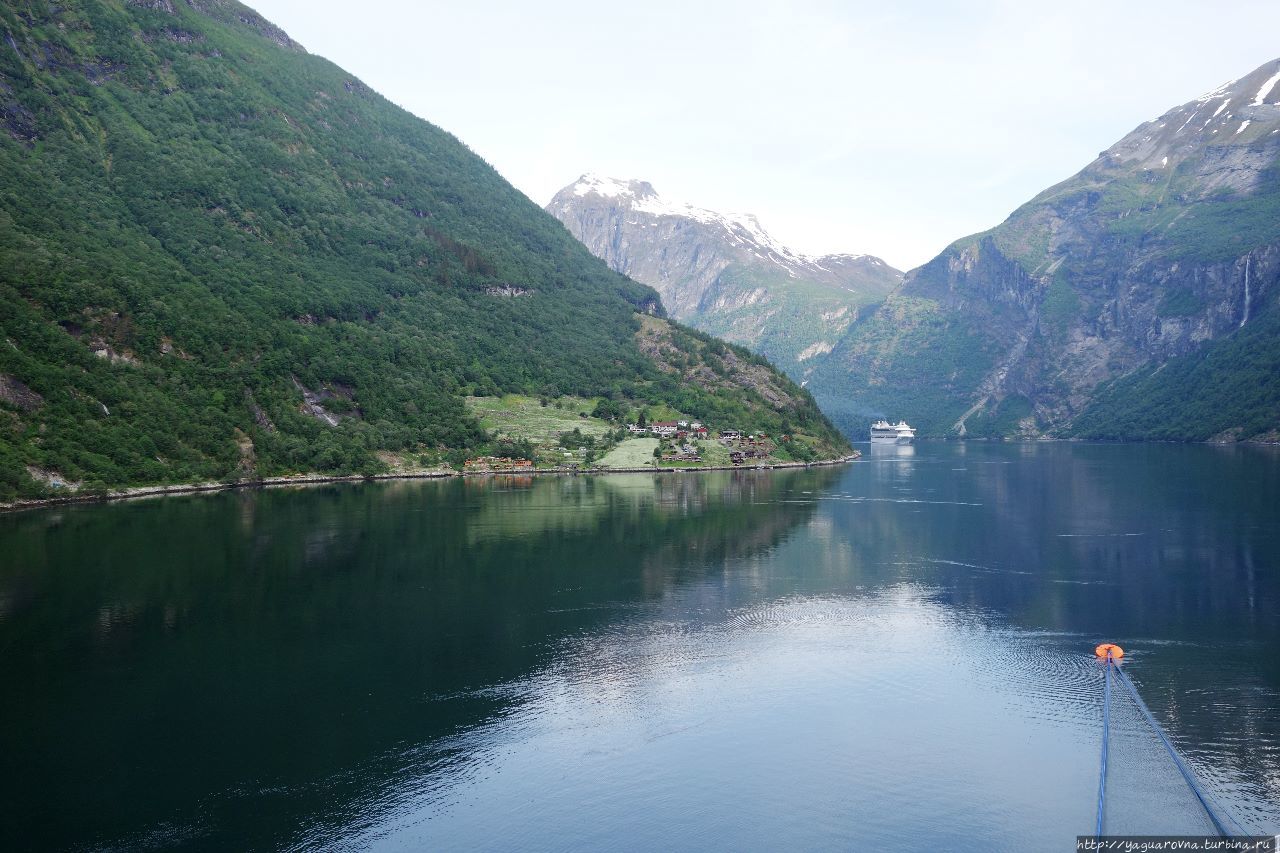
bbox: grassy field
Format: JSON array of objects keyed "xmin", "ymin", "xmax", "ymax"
[
  {"xmin": 600, "ymin": 437, "xmax": 794, "ymax": 470},
  {"xmin": 465, "ymin": 394, "xmax": 832, "ymax": 470},
  {"xmin": 695, "ymin": 439, "xmax": 733, "ymax": 466},
  {"xmin": 466, "ymin": 395, "xmax": 614, "ymax": 443},
  {"xmin": 597, "ymin": 439, "xmax": 659, "ymax": 469}
]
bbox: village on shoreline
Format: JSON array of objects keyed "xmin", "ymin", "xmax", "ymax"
[
  {"xmin": 466, "ymin": 418, "xmax": 789, "ymax": 472},
  {"xmin": 2, "ymin": 394, "xmax": 860, "ymax": 512},
  {"xmin": 0, "ymin": 450, "xmax": 860, "ymax": 514}
]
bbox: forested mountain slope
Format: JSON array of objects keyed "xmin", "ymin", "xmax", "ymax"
[
  {"xmin": 0, "ymin": 0, "xmax": 846, "ymax": 500},
  {"xmin": 810, "ymin": 58, "xmax": 1280, "ymax": 441}
]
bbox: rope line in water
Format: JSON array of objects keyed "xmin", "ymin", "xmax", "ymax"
[
  {"xmin": 1111, "ymin": 665, "xmax": 1240, "ymax": 837},
  {"xmin": 1094, "ymin": 653, "xmax": 1113, "ymax": 838}
]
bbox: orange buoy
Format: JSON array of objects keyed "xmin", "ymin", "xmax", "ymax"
[{"xmin": 1095, "ymin": 643, "xmax": 1124, "ymax": 661}]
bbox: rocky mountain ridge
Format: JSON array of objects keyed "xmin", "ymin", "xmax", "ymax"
[
  {"xmin": 547, "ymin": 174, "xmax": 900, "ymax": 376},
  {"xmin": 809, "ymin": 58, "xmax": 1280, "ymax": 442}
]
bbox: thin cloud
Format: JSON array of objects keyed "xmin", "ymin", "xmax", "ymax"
[{"xmin": 251, "ymin": 0, "xmax": 1280, "ymax": 270}]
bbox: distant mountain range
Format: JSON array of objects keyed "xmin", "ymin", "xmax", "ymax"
[
  {"xmin": 549, "ymin": 64, "xmax": 1280, "ymax": 445},
  {"xmin": 547, "ymin": 175, "xmax": 900, "ymax": 377},
  {"xmin": 807, "ymin": 58, "xmax": 1280, "ymax": 442},
  {"xmin": 0, "ymin": 0, "xmax": 846, "ymax": 500}
]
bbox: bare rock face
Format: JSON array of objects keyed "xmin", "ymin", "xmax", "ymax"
[
  {"xmin": 811, "ymin": 58, "xmax": 1280, "ymax": 441},
  {"xmin": 547, "ymin": 175, "xmax": 900, "ymax": 377},
  {"xmin": 128, "ymin": 0, "xmax": 178, "ymax": 13},
  {"xmin": 0, "ymin": 374, "xmax": 43, "ymax": 411}
]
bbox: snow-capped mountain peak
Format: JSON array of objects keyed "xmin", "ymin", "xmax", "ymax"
[
  {"xmin": 560, "ymin": 174, "xmax": 823, "ymax": 273},
  {"xmin": 546, "ymin": 175, "xmax": 901, "ymax": 375},
  {"xmin": 1099, "ymin": 57, "xmax": 1280, "ymax": 177}
]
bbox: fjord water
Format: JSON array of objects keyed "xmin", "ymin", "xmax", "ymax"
[{"xmin": 2, "ymin": 443, "xmax": 1278, "ymax": 850}]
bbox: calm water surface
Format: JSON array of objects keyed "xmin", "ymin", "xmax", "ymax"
[{"xmin": 2, "ymin": 442, "xmax": 1278, "ymax": 850}]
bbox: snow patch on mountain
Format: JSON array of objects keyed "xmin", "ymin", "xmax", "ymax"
[
  {"xmin": 546, "ymin": 174, "xmax": 902, "ymax": 375},
  {"xmin": 1196, "ymin": 80, "xmax": 1233, "ymax": 102},
  {"xmin": 1101, "ymin": 59, "xmax": 1280, "ymax": 176},
  {"xmin": 569, "ymin": 173, "xmax": 812, "ymax": 273},
  {"xmin": 1253, "ymin": 69, "xmax": 1280, "ymax": 105}
]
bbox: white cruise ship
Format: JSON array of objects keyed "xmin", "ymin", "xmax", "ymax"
[{"xmin": 870, "ymin": 419, "xmax": 916, "ymax": 445}]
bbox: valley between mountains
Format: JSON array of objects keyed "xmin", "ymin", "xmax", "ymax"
[
  {"xmin": 0, "ymin": 0, "xmax": 847, "ymax": 503},
  {"xmin": 551, "ymin": 59, "xmax": 1280, "ymax": 444},
  {"xmin": 3, "ymin": 0, "xmax": 1278, "ymax": 506}
]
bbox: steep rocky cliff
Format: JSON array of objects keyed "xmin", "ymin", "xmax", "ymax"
[
  {"xmin": 811, "ymin": 58, "xmax": 1280, "ymax": 441},
  {"xmin": 547, "ymin": 175, "xmax": 900, "ymax": 377}
]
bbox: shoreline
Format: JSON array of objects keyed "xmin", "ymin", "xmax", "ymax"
[{"xmin": 0, "ymin": 453, "xmax": 861, "ymax": 515}]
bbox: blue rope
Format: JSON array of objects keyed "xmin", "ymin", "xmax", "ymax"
[
  {"xmin": 1112, "ymin": 665, "xmax": 1237, "ymax": 837},
  {"xmin": 1094, "ymin": 653, "xmax": 1113, "ymax": 837}
]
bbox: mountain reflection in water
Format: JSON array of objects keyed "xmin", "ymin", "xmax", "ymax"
[{"xmin": 1, "ymin": 444, "xmax": 1277, "ymax": 850}]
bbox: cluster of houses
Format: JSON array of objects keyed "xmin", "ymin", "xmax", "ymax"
[
  {"xmin": 722, "ymin": 431, "xmax": 775, "ymax": 465},
  {"xmin": 626, "ymin": 420, "xmax": 709, "ymax": 439},
  {"xmin": 615, "ymin": 420, "xmax": 786, "ymax": 466},
  {"xmin": 663, "ymin": 442, "xmax": 703, "ymax": 463},
  {"xmin": 623, "ymin": 420, "xmax": 712, "ymax": 464},
  {"xmin": 719, "ymin": 430, "xmax": 771, "ymax": 446},
  {"xmin": 458, "ymin": 419, "xmax": 790, "ymax": 472},
  {"xmin": 463, "ymin": 456, "xmax": 535, "ymax": 472}
]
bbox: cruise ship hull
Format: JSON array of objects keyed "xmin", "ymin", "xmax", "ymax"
[{"xmin": 869, "ymin": 420, "xmax": 916, "ymax": 445}]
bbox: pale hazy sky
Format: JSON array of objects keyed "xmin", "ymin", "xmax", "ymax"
[{"xmin": 249, "ymin": 0, "xmax": 1280, "ymax": 270}]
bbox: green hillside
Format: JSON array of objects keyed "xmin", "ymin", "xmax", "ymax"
[
  {"xmin": 1069, "ymin": 308, "xmax": 1280, "ymax": 441},
  {"xmin": 0, "ymin": 0, "xmax": 846, "ymax": 501},
  {"xmin": 690, "ymin": 262, "xmax": 889, "ymax": 378}
]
